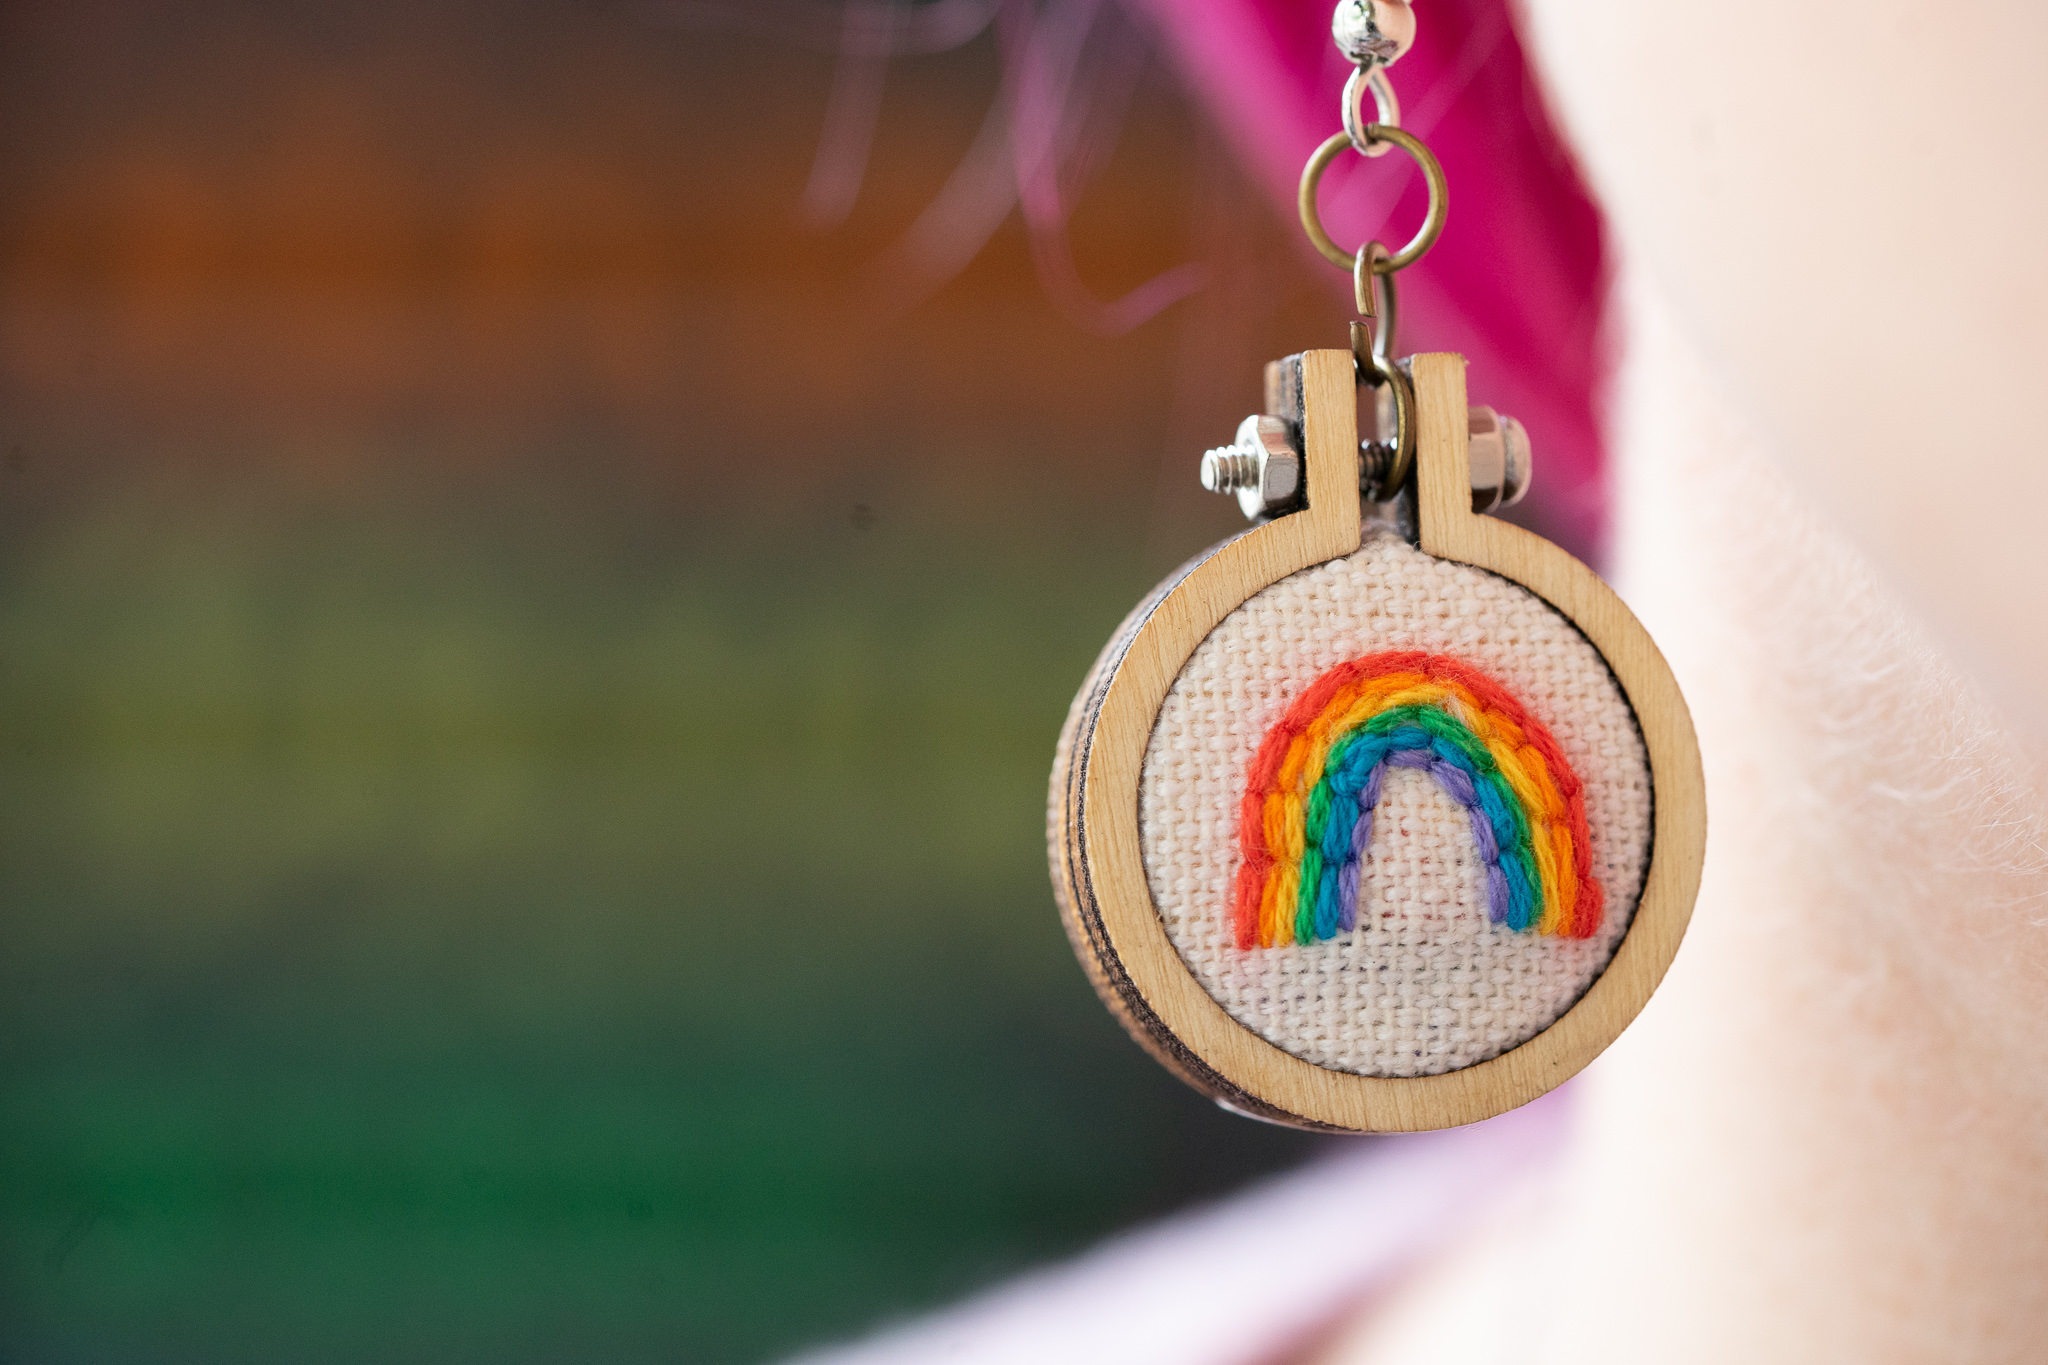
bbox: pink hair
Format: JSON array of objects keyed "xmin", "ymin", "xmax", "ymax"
[
  {"xmin": 759, "ymin": 0, "xmax": 1609, "ymax": 554},
  {"xmin": 1123, "ymin": 0, "xmax": 1609, "ymax": 558}
]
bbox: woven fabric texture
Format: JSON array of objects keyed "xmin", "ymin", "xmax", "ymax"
[{"xmin": 1140, "ymin": 528, "xmax": 1652, "ymax": 1078}]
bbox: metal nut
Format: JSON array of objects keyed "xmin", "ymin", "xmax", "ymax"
[
  {"xmin": 1199, "ymin": 414, "xmax": 1301, "ymax": 522},
  {"xmin": 1331, "ymin": 0, "xmax": 1415, "ymax": 67},
  {"xmin": 1466, "ymin": 406, "xmax": 1532, "ymax": 514}
]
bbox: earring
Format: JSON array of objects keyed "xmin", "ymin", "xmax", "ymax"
[{"xmin": 1048, "ymin": 3, "xmax": 1703, "ymax": 1133}]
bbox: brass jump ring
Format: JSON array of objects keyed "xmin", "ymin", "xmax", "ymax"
[{"xmin": 1298, "ymin": 125, "xmax": 1447, "ymax": 273}]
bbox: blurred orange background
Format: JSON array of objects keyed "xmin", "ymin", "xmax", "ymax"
[{"xmin": 0, "ymin": 1, "xmax": 1370, "ymax": 1360}]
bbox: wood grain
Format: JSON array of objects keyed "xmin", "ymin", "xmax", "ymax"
[{"xmin": 1048, "ymin": 350, "xmax": 1704, "ymax": 1132}]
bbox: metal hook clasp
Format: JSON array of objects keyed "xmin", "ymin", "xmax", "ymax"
[
  {"xmin": 1351, "ymin": 243, "xmax": 1413, "ymax": 500},
  {"xmin": 1352, "ymin": 241, "xmax": 1396, "ymax": 350}
]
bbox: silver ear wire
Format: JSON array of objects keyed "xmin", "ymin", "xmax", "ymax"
[{"xmin": 1331, "ymin": 0, "xmax": 1415, "ymax": 68}]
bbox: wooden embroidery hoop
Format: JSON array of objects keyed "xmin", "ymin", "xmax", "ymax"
[{"xmin": 1049, "ymin": 348, "xmax": 1706, "ymax": 1132}]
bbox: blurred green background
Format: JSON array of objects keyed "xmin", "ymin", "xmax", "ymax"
[{"xmin": 0, "ymin": 1, "xmax": 1356, "ymax": 1359}]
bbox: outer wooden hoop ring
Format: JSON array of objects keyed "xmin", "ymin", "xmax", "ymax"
[{"xmin": 1049, "ymin": 350, "xmax": 1706, "ymax": 1132}]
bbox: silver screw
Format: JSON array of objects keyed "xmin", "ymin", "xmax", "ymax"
[
  {"xmin": 1467, "ymin": 406, "xmax": 1533, "ymax": 513},
  {"xmin": 1199, "ymin": 415, "xmax": 1301, "ymax": 522},
  {"xmin": 1353, "ymin": 400, "xmax": 1535, "ymax": 512},
  {"xmin": 1358, "ymin": 440, "xmax": 1396, "ymax": 499},
  {"xmin": 1198, "ymin": 446, "xmax": 1258, "ymax": 494},
  {"xmin": 1205, "ymin": 404, "xmax": 1532, "ymax": 519}
]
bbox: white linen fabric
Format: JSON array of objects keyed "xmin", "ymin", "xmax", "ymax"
[{"xmin": 1140, "ymin": 527, "xmax": 1652, "ymax": 1077}]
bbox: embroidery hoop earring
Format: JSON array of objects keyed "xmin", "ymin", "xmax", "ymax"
[{"xmin": 1048, "ymin": 2, "xmax": 1704, "ymax": 1133}]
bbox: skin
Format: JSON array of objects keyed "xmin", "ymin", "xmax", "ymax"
[
  {"xmin": 1320, "ymin": 2, "xmax": 2048, "ymax": 1359},
  {"xmin": 1525, "ymin": 0, "xmax": 2048, "ymax": 728}
]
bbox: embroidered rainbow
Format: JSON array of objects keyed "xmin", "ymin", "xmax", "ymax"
[{"xmin": 1230, "ymin": 650, "xmax": 1602, "ymax": 949}]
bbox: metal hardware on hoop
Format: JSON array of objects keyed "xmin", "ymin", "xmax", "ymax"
[{"xmin": 1296, "ymin": 1, "xmax": 1458, "ymax": 500}]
